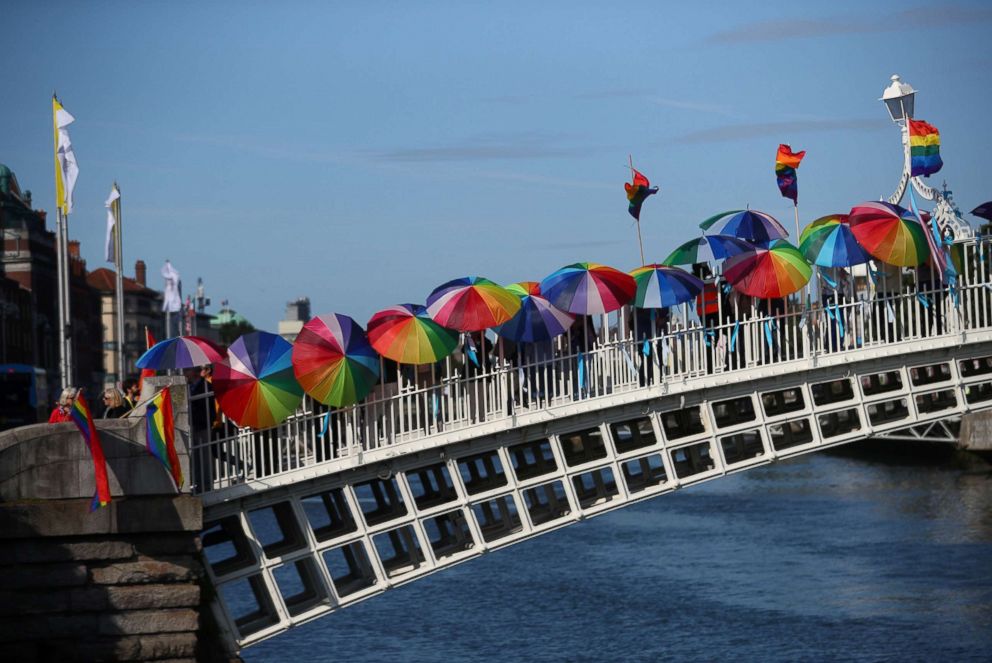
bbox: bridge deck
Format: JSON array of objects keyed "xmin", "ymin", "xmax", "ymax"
[{"xmin": 191, "ymin": 238, "xmax": 992, "ymax": 650}]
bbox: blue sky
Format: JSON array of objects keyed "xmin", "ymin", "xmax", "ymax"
[{"xmin": 3, "ymin": 1, "xmax": 991, "ymax": 329}]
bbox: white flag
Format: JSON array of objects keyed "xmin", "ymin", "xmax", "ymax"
[
  {"xmin": 53, "ymin": 98, "xmax": 79, "ymax": 215},
  {"xmin": 162, "ymin": 260, "xmax": 182, "ymax": 313},
  {"xmin": 104, "ymin": 186, "xmax": 120, "ymax": 262}
]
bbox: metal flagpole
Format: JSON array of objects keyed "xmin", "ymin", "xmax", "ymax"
[
  {"xmin": 630, "ymin": 155, "xmax": 645, "ymax": 266},
  {"xmin": 61, "ymin": 212, "xmax": 73, "ymax": 386},
  {"xmin": 113, "ymin": 183, "xmax": 126, "ymax": 384},
  {"xmin": 55, "ymin": 208, "xmax": 69, "ymax": 389}
]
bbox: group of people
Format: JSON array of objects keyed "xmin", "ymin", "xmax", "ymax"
[{"xmin": 47, "ymin": 379, "xmax": 143, "ymax": 423}]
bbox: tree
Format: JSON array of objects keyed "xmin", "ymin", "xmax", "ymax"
[{"xmin": 218, "ymin": 320, "xmax": 255, "ymax": 345}]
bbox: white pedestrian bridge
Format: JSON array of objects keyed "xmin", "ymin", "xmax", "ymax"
[{"xmin": 195, "ymin": 237, "xmax": 992, "ymax": 651}]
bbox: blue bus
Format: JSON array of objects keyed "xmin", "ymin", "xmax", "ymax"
[{"xmin": 0, "ymin": 364, "xmax": 49, "ymax": 430}]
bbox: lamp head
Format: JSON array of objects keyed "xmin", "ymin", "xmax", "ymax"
[{"xmin": 880, "ymin": 74, "xmax": 916, "ymax": 123}]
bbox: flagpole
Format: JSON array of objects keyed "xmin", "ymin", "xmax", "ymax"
[
  {"xmin": 630, "ymin": 155, "xmax": 645, "ymax": 265},
  {"xmin": 61, "ymin": 212, "xmax": 74, "ymax": 386},
  {"xmin": 55, "ymin": 208, "xmax": 70, "ymax": 389},
  {"xmin": 113, "ymin": 183, "xmax": 126, "ymax": 385}
]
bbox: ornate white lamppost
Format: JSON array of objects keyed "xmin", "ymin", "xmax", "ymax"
[{"xmin": 880, "ymin": 74, "xmax": 971, "ymax": 238}]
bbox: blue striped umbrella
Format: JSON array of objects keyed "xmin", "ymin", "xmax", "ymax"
[
  {"xmin": 629, "ymin": 265, "xmax": 705, "ymax": 309},
  {"xmin": 494, "ymin": 282, "xmax": 575, "ymax": 343},
  {"xmin": 136, "ymin": 335, "xmax": 225, "ymax": 369},
  {"xmin": 700, "ymin": 209, "xmax": 788, "ymax": 244},
  {"xmin": 799, "ymin": 214, "xmax": 871, "ymax": 267}
]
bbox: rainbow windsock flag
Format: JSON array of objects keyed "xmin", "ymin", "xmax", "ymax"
[
  {"xmin": 625, "ymin": 168, "xmax": 659, "ymax": 220},
  {"xmin": 775, "ymin": 144, "xmax": 805, "ymax": 204},
  {"xmin": 69, "ymin": 393, "xmax": 112, "ymax": 510},
  {"xmin": 145, "ymin": 388, "xmax": 183, "ymax": 489},
  {"xmin": 909, "ymin": 119, "xmax": 943, "ymax": 178}
]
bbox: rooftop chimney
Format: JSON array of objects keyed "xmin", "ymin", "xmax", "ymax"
[
  {"xmin": 135, "ymin": 260, "xmax": 146, "ymax": 286},
  {"xmin": 68, "ymin": 240, "xmax": 80, "ymax": 259}
]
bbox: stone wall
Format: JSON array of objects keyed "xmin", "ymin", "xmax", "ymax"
[{"xmin": 0, "ymin": 378, "xmax": 237, "ymax": 662}]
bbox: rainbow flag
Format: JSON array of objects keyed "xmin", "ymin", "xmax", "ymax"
[
  {"xmin": 625, "ymin": 168, "xmax": 658, "ymax": 220},
  {"xmin": 775, "ymin": 144, "xmax": 805, "ymax": 204},
  {"xmin": 909, "ymin": 119, "xmax": 943, "ymax": 178},
  {"xmin": 145, "ymin": 388, "xmax": 183, "ymax": 489},
  {"xmin": 70, "ymin": 393, "xmax": 112, "ymax": 510}
]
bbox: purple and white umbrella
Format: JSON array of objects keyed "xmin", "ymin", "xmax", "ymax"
[
  {"xmin": 494, "ymin": 282, "xmax": 575, "ymax": 343},
  {"xmin": 136, "ymin": 335, "xmax": 225, "ymax": 369}
]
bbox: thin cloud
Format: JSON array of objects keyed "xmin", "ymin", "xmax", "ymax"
[
  {"xmin": 708, "ymin": 5, "xmax": 992, "ymax": 44},
  {"xmin": 674, "ymin": 118, "xmax": 886, "ymax": 144},
  {"xmin": 651, "ymin": 96, "xmax": 735, "ymax": 117},
  {"xmin": 372, "ymin": 132, "xmax": 607, "ymax": 163},
  {"xmin": 482, "ymin": 89, "xmax": 732, "ymax": 117},
  {"xmin": 528, "ymin": 239, "xmax": 627, "ymax": 251}
]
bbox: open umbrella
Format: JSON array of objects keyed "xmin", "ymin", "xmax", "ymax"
[
  {"xmin": 700, "ymin": 209, "xmax": 789, "ymax": 244},
  {"xmin": 629, "ymin": 265, "xmax": 704, "ymax": 308},
  {"xmin": 539, "ymin": 262, "xmax": 635, "ymax": 315},
  {"xmin": 212, "ymin": 331, "xmax": 303, "ymax": 429},
  {"xmin": 426, "ymin": 276, "xmax": 522, "ymax": 332},
  {"xmin": 848, "ymin": 201, "xmax": 929, "ymax": 267},
  {"xmin": 799, "ymin": 214, "xmax": 871, "ymax": 267},
  {"xmin": 367, "ymin": 304, "xmax": 458, "ymax": 365},
  {"xmin": 494, "ymin": 282, "xmax": 575, "ymax": 343},
  {"xmin": 136, "ymin": 335, "xmax": 224, "ymax": 369},
  {"xmin": 292, "ymin": 313, "xmax": 380, "ymax": 407},
  {"xmin": 662, "ymin": 234, "xmax": 754, "ymax": 266},
  {"xmin": 971, "ymin": 202, "xmax": 992, "ymax": 222},
  {"xmin": 724, "ymin": 240, "xmax": 811, "ymax": 298}
]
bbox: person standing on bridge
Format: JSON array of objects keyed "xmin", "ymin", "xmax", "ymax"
[{"xmin": 48, "ymin": 387, "xmax": 78, "ymax": 423}]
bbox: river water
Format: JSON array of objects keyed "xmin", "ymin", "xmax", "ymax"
[{"xmin": 244, "ymin": 451, "xmax": 992, "ymax": 662}]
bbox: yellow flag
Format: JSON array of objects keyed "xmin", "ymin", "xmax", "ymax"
[{"xmin": 52, "ymin": 96, "xmax": 78, "ymax": 215}]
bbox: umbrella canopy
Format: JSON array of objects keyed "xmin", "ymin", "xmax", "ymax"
[
  {"xmin": 799, "ymin": 214, "xmax": 872, "ymax": 267},
  {"xmin": 699, "ymin": 209, "xmax": 789, "ymax": 244},
  {"xmin": 724, "ymin": 240, "xmax": 812, "ymax": 298},
  {"xmin": 494, "ymin": 282, "xmax": 575, "ymax": 343},
  {"xmin": 426, "ymin": 276, "xmax": 522, "ymax": 332},
  {"xmin": 662, "ymin": 234, "xmax": 754, "ymax": 266},
  {"xmin": 136, "ymin": 335, "xmax": 224, "ymax": 369},
  {"xmin": 848, "ymin": 201, "xmax": 929, "ymax": 267},
  {"xmin": 971, "ymin": 201, "xmax": 992, "ymax": 222},
  {"xmin": 539, "ymin": 262, "xmax": 636, "ymax": 315},
  {"xmin": 213, "ymin": 331, "xmax": 303, "ymax": 429},
  {"xmin": 367, "ymin": 303, "xmax": 459, "ymax": 365},
  {"xmin": 629, "ymin": 265, "xmax": 704, "ymax": 308},
  {"xmin": 292, "ymin": 313, "xmax": 380, "ymax": 407}
]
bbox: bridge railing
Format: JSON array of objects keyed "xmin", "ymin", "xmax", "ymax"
[{"xmin": 189, "ymin": 236, "xmax": 992, "ymax": 495}]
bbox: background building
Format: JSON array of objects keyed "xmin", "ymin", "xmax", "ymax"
[
  {"xmin": 278, "ymin": 297, "xmax": 310, "ymax": 342},
  {"xmin": 87, "ymin": 260, "xmax": 165, "ymax": 386}
]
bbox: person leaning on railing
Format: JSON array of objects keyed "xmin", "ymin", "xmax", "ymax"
[{"xmin": 101, "ymin": 388, "xmax": 131, "ymax": 418}]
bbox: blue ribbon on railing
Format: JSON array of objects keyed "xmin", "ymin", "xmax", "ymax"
[
  {"xmin": 642, "ymin": 338, "xmax": 650, "ymax": 357},
  {"xmin": 821, "ymin": 272, "xmax": 838, "ymax": 290},
  {"xmin": 432, "ymin": 392, "xmax": 440, "ymax": 418},
  {"xmin": 621, "ymin": 347, "xmax": 638, "ymax": 375},
  {"xmin": 319, "ymin": 409, "xmax": 332, "ymax": 439},
  {"xmin": 799, "ymin": 310, "xmax": 808, "ymax": 329},
  {"xmin": 832, "ymin": 302, "xmax": 845, "ymax": 338},
  {"xmin": 722, "ymin": 283, "xmax": 733, "ymax": 294},
  {"xmin": 763, "ymin": 321, "xmax": 773, "ymax": 348},
  {"xmin": 704, "ymin": 328, "xmax": 715, "ymax": 347},
  {"xmin": 465, "ymin": 334, "xmax": 479, "ymax": 367},
  {"xmin": 577, "ymin": 352, "xmax": 586, "ymax": 388},
  {"xmin": 916, "ymin": 293, "xmax": 931, "ymax": 309},
  {"xmin": 730, "ymin": 320, "xmax": 740, "ymax": 351},
  {"xmin": 886, "ymin": 301, "xmax": 896, "ymax": 324}
]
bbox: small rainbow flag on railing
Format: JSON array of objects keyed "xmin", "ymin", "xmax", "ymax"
[
  {"xmin": 145, "ymin": 388, "xmax": 183, "ymax": 489},
  {"xmin": 775, "ymin": 144, "xmax": 805, "ymax": 204},
  {"xmin": 625, "ymin": 168, "xmax": 658, "ymax": 220},
  {"xmin": 69, "ymin": 393, "xmax": 112, "ymax": 510},
  {"xmin": 909, "ymin": 119, "xmax": 943, "ymax": 177}
]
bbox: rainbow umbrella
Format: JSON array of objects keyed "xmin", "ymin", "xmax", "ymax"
[
  {"xmin": 848, "ymin": 201, "xmax": 929, "ymax": 267},
  {"xmin": 367, "ymin": 304, "xmax": 458, "ymax": 365},
  {"xmin": 629, "ymin": 265, "xmax": 704, "ymax": 309},
  {"xmin": 539, "ymin": 263, "xmax": 636, "ymax": 315},
  {"xmin": 292, "ymin": 313, "xmax": 380, "ymax": 407},
  {"xmin": 700, "ymin": 209, "xmax": 789, "ymax": 244},
  {"xmin": 426, "ymin": 276, "xmax": 522, "ymax": 332},
  {"xmin": 494, "ymin": 282, "xmax": 575, "ymax": 343},
  {"xmin": 724, "ymin": 240, "xmax": 811, "ymax": 298},
  {"xmin": 136, "ymin": 335, "xmax": 224, "ymax": 369},
  {"xmin": 212, "ymin": 331, "xmax": 303, "ymax": 430},
  {"xmin": 662, "ymin": 234, "xmax": 754, "ymax": 266},
  {"xmin": 799, "ymin": 214, "xmax": 871, "ymax": 268}
]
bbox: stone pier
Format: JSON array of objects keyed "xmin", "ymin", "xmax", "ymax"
[{"xmin": 0, "ymin": 379, "xmax": 236, "ymax": 662}]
